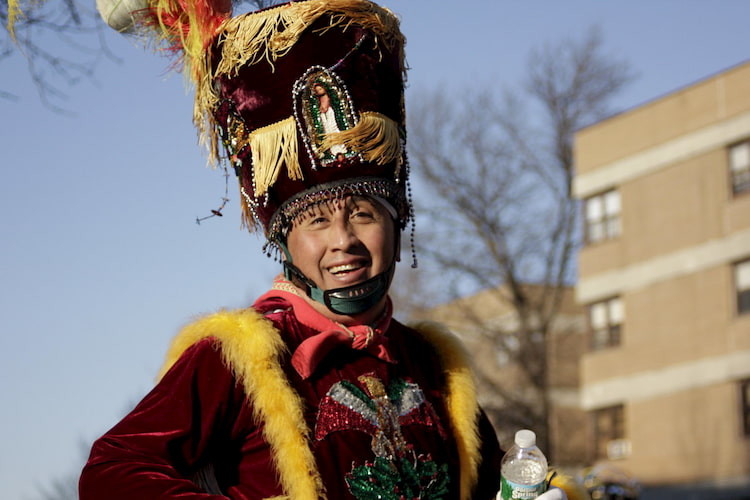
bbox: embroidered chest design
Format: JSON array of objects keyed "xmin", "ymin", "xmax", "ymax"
[{"xmin": 316, "ymin": 373, "xmax": 450, "ymax": 499}]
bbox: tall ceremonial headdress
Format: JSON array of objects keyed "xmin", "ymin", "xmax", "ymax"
[{"xmin": 96, "ymin": 0, "xmax": 412, "ymax": 254}]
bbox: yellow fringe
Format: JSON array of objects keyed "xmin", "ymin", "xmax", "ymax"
[
  {"xmin": 248, "ymin": 116, "xmax": 302, "ymax": 197},
  {"xmin": 214, "ymin": 0, "xmax": 403, "ymax": 77},
  {"xmin": 410, "ymin": 321, "xmax": 481, "ymax": 500},
  {"xmin": 192, "ymin": 48, "xmax": 222, "ymax": 165},
  {"xmin": 321, "ymin": 111, "xmax": 402, "ymax": 167},
  {"xmin": 159, "ymin": 309, "xmax": 325, "ymax": 500}
]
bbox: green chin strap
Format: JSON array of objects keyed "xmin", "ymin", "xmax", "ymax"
[{"xmin": 279, "ymin": 241, "xmax": 394, "ymax": 316}]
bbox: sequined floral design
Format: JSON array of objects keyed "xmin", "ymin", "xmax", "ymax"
[
  {"xmin": 294, "ymin": 67, "xmax": 359, "ymax": 167},
  {"xmin": 316, "ymin": 374, "xmax": 450, "ymax": 499}
]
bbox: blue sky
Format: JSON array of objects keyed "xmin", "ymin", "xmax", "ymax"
[{"xmin": 2, "ymin": 1, "xmax": 749, "ymax": 498}]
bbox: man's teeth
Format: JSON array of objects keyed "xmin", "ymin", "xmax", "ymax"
[{"xmin": 329, "ymin": 264, "xmax": 359, "ymax": 274}]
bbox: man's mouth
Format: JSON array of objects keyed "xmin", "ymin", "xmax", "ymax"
[{"xmin": 328, "ymin": 263, "xmax": 363, "ymax": 275}]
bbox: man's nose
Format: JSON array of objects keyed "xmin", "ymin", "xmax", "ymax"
[{"xmin": 329, "ymin": 217, "xmax": 359, "ymax": 250}]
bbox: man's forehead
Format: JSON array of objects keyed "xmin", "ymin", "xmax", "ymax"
[
  {"xmin": 281, "ymin": 194, "xmax": 399, "ymax": 239},
  {"xmin": 298, "ymin": 195, "xmax": 378, "ymax": 217}
]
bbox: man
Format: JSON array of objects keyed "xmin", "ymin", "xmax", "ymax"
[{"xmin": 81, "ymin": 1, "xmax": 570, "ymax": 498}]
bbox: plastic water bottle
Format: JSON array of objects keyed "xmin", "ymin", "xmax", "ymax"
[{"xmin": 498, "ymin": 429, "xmax": 548, "ymax": 500}]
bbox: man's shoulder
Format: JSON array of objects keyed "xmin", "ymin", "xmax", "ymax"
[
  {"xmin": 159, "ymin": 307, "xmax": 285, "ymax": 379},
  {"xmin": 388, "ymin": 319, "xmax": 468, "ymax": 361}
]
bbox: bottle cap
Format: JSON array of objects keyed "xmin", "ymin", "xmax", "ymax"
[{"xmin": 515, "ymin": 429, "xmax": 536, "ymax": 448}]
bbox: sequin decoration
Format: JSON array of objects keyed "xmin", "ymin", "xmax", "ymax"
[
  {"xmin": 293, "ymin": 66, "xmax": 359, "ymax": 167},
  {"xmin": 216, "ymin": 99, "xmax": 251, "ymax": 176},
  {"xmin": 315, "ymin": 373, "xmax": 450, "ymax": 499},
  {"xmin": 347, "ymin": 453, "xmax": 449, "ymax": 500}
]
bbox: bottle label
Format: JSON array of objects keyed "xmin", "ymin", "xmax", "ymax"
[{"xmin": 498, "ymin": 477, "xmax": 546, "ymax": 500}]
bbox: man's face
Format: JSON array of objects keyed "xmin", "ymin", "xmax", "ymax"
[{"xmin": 286, "ymin": 195, "xmax": 396, "ymax": 296}]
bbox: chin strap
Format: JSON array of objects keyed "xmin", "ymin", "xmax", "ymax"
[{"xmin": 279, "ymin": 241, "xmax": 395, "ymax": 316}]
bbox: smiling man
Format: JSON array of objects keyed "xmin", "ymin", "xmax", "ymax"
[
  {"xmin": 79, "ymin": 1, "xmax": 571, "ymax": 499},
  {"xmin": 284, "ymin": 195, "xmax": 397, "ymax": 325}
]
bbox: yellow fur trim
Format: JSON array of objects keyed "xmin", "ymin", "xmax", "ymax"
[
  {"xmin": 248, "ymin": 116, "xmax": 302, "ymax": 197},
  {"xmin": 159, "ymin": 310, "xmax": 325, "ymax": 500},
  {"xmin": 321, "ymin": 111, "xmax": 403, "ymax": 171},
  {"xmin": 410, "ymin": 322, "xmax": 481, "ymax": 500}
]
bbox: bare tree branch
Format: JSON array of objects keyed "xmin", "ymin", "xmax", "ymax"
[
  {"xmin": 404, "ymin": 26, "xmax": 635, "ymax": 459},
  {"xmin": 1, "ymin": 0, "xmax": 120, "ymax": 112},
  {"xmin": 1, "ymin": 0, "xmax": 283, "ymax": 112}
]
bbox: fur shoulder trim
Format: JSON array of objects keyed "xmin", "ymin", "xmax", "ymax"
[
  {"xmin": 159, "ymin": 309, "xmax": 325, "ymax": 500},
  {"xmin": 409, "ymin": 321, "xmax": 481, "ymax": 500}
]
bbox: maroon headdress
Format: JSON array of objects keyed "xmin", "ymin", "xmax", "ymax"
[
  {"xmin": 210, "ymin": 1, "xmax": 411, "ymax": 247},
  {"xmin": 95, "ymin": 0, "xmax": 412, "ymax": 250}
]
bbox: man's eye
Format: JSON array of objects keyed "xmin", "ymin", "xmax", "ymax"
[{"xmin": 352, "ymin": 211, "xmax": 375, "ymax": 221}]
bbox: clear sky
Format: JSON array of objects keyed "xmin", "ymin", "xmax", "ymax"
[{"xmin": 2, "ymin": 1, "xmax": 749, "ymax": 498}]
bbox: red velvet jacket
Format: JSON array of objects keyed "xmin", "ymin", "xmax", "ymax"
[{"xmin": 79, "ymin": 292, "xmax": 502, "ymax": 500}]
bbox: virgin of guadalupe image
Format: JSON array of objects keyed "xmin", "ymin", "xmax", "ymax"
[{"xmin": 305, "ymin": 78, "xmax": 356, "ymax": 165}]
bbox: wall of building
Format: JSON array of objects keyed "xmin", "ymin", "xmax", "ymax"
[
  {"xmin": 574, "ymin": 60, "xmax": 750, "ymax": 489},
  {"xmin": 575, "ymin": 62, "xmax": 750, "ymax": 178}
]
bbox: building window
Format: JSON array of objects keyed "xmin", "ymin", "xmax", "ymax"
[
  {"xmin": 741, "ymin": 380, "xmax": 750, "ymax": 437},
  {"xmin": 589, "ymin": 297, "xmax": 623, "ymax": 350},
  {"xmin": 729, "ymin": 141, "xmax": 750, "ymax": 195},
  {"xmin": 592, "ymin": 405, "xmax": 625, "ymax": 460},
  {"xmin": 736, "ymin": 259, "xmax": 750, "ymax": 315},
  {"xmin": 585, "ymin": 190, "xmax": 621, "ymax": 244}
]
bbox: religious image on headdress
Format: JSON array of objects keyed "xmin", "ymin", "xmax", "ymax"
[{"xmin": 295, "ymin": 67, "xmax": 359, "ymax": 167}]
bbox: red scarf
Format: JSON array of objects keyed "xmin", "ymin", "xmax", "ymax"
[{"xmin": 255, "ymin": 277, "xmax": 396, "ymax": 379}]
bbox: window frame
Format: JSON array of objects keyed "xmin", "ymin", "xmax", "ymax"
[
  {"xmin": 584, "ymin": 189, "xmax": 621, "ymax": 245},
  {"xmin": 728, "ymin": 140, "xmax": 750, "ymax": 196},
  {"xmin": 735, "ymin": 259, "xmax": 750, "ymax": 316},
  {"xmin": 588, "ymin": 296, "xmax": 624, "ymax": 350},
  {"xmin": 740, "ymin": 379, "xmax": 750, "ymax": 437},
  {"xmin": 592, "ymin": 404, "xmax": 625, "ymax": 460}
]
